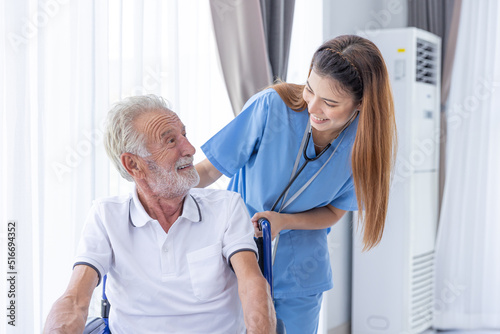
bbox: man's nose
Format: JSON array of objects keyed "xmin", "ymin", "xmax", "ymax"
[{"xmin": 180, "ymin": 136, "xmax": 196, "ymax": 156}]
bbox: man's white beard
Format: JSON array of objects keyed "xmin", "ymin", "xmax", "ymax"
[{"xmin": 146, "ymin": 157, "xmax": 200, "ymax": 198}]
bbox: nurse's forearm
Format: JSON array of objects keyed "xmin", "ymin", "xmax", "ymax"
[
  {"xmin": 252, "ymin": 205, "xmax": 346, "ymax": 237},
  {"xmin": 194, "ymin": 159, "xmax": 222, "ymax": 188},
  {"xmin": 283, "ymin": 205, "xmax": 346, "ymax": 230}
]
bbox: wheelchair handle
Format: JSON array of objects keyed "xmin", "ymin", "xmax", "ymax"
[
  {"xmin": 257, "ymin": 218, "xmax": 273, "ymax": 298},
  {"xmin": 101, "ymin": 275, "xmax": 110, "ymax": 320}
]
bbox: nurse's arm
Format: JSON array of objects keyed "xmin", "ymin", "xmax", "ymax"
[
  {"xmin": 231, "ymin": 251, "xmax": 276, "ymax": 334},
  {"xmin": 195, "ymin": 158, "xmax": 222, "ymax": 188},
  {"xmin": 252, "ymin": 205, "xmax": 346, "ymax": 239},
  {"xmin": 43, "ymin": 265, "xmax": 98, "ymax": 334}
]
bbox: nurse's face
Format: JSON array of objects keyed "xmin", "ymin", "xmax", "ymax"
[{"xmin": 303, "ymin": 70, "xmax": 359, "ymax": 136}]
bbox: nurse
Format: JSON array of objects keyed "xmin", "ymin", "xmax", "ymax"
[{"xmin": 196, "ymin": 35, "xmax": 396, "ymax": 333}]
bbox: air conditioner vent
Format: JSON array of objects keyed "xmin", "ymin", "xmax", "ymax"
[
  {"xmin": 416, "ymin": 38, "xmax": 438, "ymax": 85},
  {"xmin": 410, "ymin": 251, "xmax": 435, "ymax": 330}
]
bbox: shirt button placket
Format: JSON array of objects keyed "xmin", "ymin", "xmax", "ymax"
[{"xmin": 162, "ymin": 238, "xmax": 175, "ymax": 276}]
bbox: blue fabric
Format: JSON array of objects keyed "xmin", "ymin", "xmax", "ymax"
[
  {"xmin": 274, "ymin": 293, "xmax": 323, "ymax": 334},
  {"xmin": 273, "ymin": 229, "xmax": 333, "ymax": 298},
  {"xmin": 201, "ymin": 88, "xmax": 358, "ymax": 298}
]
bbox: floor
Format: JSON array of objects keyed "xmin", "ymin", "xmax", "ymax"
[
  {"xmin": 428, "ymin": 331, "xmax": 500, "ymax": 334},
  {"xmin": 445, "ymin": 332, "xmax": 500, "ymax": 334},
  {"xmin": 326, "ymin": 325, "xmax": 500, "ymax": 334}
]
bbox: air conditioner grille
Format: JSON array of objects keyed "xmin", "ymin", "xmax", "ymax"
[
  {"xmin": 410, "ymin": 251, "xmax": 435, "ymax": 330},
  {"xmin": 416, "ymin": 38, "xmax": 438, "ymax": 85}
]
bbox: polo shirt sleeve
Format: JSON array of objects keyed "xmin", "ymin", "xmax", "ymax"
[
  {"xmin": 330, "ymin": 175, "xmax": 358, "ymax": 211},
  {"xmin": 222, "ymin": 193, "xmax": 258, "ymax": 265},
  {"xmin": 201, "ymin": 89, "xmax": 272, "ymax": 178},
  {"xmin": 73, "ymin": 201, "xmax": 113, "ymax": 286}
]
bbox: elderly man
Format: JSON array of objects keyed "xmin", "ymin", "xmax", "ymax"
[{"xmin": 43, "ymin": 95, "xmax": 276, "ymax": 334}]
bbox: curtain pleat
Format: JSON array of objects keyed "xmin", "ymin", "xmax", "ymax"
[
  {"xmin": 209, "ymin": 0, "xmax": 271, "ymax": 116},
  {"xmin": 435, "ymin": 0, "xmax": 500, "ymax": 328},
  {"xmin": 1, "ymin": 1, "xmax": 235, "ymax": 332},
  {"xmin": 209, "ymin": 0, "xmax": 295, "ymax": 115},
  {"xmin": 1, "ymin": 0, "xmax": 37, "ymax": 332},
  {"xmin": 259, "ymin": 0, "xmax": 295, "ymax": 81}
]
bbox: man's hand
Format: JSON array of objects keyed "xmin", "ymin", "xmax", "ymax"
[
  {"xmin": 231, "ymin": 251, "xmax": 277, "ymax": 334},
  {"xmin": 43, "ymin": 265, "xmax": 99, "ymax": 334}
]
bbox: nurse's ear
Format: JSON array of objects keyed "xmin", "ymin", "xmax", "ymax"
[{"xmin": 356, "ymin": 101, "xmax": 362, "ymax": 111}]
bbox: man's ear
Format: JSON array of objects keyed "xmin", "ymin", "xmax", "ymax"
[{"xmin": 121, "ymin": 153, "xmax": 146, "ymax": 179}]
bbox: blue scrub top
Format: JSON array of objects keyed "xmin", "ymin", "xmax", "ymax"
[{"xmin": 202, "ymin": 88, "xmax": 358, "ymax": 298}]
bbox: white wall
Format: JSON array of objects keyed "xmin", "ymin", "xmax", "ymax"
[
  {"xmin": 326, "ymin": 212, "xmax": 354, "ymax": 333},
  {"xmin": 323, "ymin": 0, "xmax": 408, "ymax": 39},
  {"xmin": 322, "ymin": 1, "xmax": 408, "ymax": 333}
]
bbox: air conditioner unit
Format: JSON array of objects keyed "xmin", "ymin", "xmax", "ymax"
[{"xmin": 352, "ymin": 28, "xmax": 441, "ymax": 334}]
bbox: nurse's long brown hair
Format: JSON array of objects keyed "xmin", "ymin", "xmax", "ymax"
[{"xmin": 273, "ymin": 35, "xmax": 397, "ymax": 250}]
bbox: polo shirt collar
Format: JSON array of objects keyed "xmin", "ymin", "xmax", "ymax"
[
  {"xmin": 129, "ymin": 186, "xmax": 202, "ymax": 227},
  {"xmin": 183, "ymin": 192, "xmax": 203, "ymax": 223}
]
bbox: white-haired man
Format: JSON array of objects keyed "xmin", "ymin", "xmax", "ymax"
[{"xmin": 43, "ymin": 95, "xmax": 276, "ymax": 334}]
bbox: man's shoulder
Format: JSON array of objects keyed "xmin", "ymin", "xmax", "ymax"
[
  {"xmin": 92, "ymin": 193, "xmax": 132, "ymax": 209},
  {"xmin": 188, "ymin": 188, "xmax": 241, "ymax": 205}
]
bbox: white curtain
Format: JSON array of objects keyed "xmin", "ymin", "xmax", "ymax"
[
  {"xmin": 0, "ymin": 1, "xmax": 233, "ymax": 333},
  {"xmin": 434, "ymin": 0, "xmax": 500, "ymax": 329}
]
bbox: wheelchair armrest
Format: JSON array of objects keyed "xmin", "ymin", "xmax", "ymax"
[
  {"xmin": 83, "ymin": 317, "xmax": 108, "ymax": 334},
  {"xmin": 276, "ymin": 318, "xmax": 286, "ymax": 334}
]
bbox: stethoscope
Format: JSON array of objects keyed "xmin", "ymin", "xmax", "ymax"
[
  {"xmin": 268, "ymin": 110, "xmax": 359, "ymax": 264},
  {"xmin": 269, "ymin": 129, "xmax": 333, "ymax": 213}
]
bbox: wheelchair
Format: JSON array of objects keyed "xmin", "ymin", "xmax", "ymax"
[{"xmin": 84, "ymin": 218, "xmax": 285, "ymax": 334}]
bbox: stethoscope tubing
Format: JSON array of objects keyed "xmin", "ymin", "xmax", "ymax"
[
  {"xmin": 270, "ymin": 131, "xmax": 332, "ymax": 212},
  {"xmin": 267, "ymin": 110, "xmax": 359, "ymax": 266}
]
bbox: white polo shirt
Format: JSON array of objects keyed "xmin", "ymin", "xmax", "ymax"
[{"xmin": 74, "ymin": 187, "xmax": 257, "ymax": 334}]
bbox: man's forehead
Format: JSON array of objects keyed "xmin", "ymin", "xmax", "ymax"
[
  {"xmin": 142, "ymin": 109, "xmax": 178, "ymax": 121},
  {"xmin": 137, "ymin": 110, "xmax": 184, "ymax": 132}
]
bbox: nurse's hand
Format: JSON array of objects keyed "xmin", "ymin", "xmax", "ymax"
[{"xmin": 251, "ymin": 211, "xmax": 288, "ymax": 240}]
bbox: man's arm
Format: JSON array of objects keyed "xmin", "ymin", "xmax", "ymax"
[
  {"xmin": 231, "ymin": 251, "xmax": 276, "ymax": 334},
  {"xmin": 43, "ymin": 265, "xmax": 99, "ymax": 334}
]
